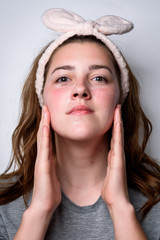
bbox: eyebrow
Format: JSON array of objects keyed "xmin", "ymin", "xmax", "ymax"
[
  {"xmin": 52, "ymin": 65, "xmax": 75, "ymax": 74},
  {"xmin": 51, "ymin": 64, "xmax": 112, "ymax": 75},
  {"xmin": 89, "ymin": 64, "xmax": 112, "ymax": 74}
]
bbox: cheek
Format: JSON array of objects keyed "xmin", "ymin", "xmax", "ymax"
[
  {"xmin": 94, "ymin": 87, "xmax": 119, "ymax": 129},
  {"xmin": 43, "ymin": 87, "xmax": 57, "ymax": 109},
  {"xmin": 43, "ymin": 85, "xmax": 68, "ymax": 109},
  {"xmin": 43, "ymin": 86, "xmax": 70, "ymax": 129},
  {"xmin": 43, "ymin": 87, "xmax": 62, "ymax": 120},
  {"xmin": 94, "ymin": 86, "xmax": 120, "ymax": 109}
]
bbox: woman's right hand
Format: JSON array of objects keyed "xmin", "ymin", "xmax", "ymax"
[
  {"xmin": 30, "ymin": 105, "xmax": 61, "ymax": 215},
  {"xmin": 14, "ymin": 106, "xmax": 61, "ymax": 240}
]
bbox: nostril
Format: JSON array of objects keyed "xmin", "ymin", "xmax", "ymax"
[
  {"xmin": 73, "ymin": 92, "xmax": 89, "ymax": 98},
  {"xmin": 83, "ymin": 93, "xmax": 88, "ymax": 97},
  {"xmin": 73, "ymin": 93, "xmax": 78, "ymax": 97}
]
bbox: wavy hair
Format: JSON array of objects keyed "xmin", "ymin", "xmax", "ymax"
[{"xmin": 0, "ymin": 35, "xmax": 160, "ymax": 219}]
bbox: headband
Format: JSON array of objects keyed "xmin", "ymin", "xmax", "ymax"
[{"xmin": 35, "ymin": 8, "xmax": 134, "ymax": 106}]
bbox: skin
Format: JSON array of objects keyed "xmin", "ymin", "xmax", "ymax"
[
  {"xmin": 14, "ymin": 42, "xmax": 147, "ymax": 240},
  {"xmin": 43, "ymin": 42, "xmax": 120, "ymax": 141}
]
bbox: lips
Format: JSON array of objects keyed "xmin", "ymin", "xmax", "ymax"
[{"xmin": 68, "ymin": 105, "xmax": 94, "ymax": 115}]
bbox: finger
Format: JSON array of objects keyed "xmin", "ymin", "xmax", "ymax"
[
  {"xmin": 110, "ymin": 105, "xmax": 122, "ymax": 150},
  {"xmin": 42, "ymin": 105, "xmax": 50, "ymax": 129},
  {"xmin": 36, "ymin": 106, "xmax": 51, "ymax": 166},
  {"xmin": 114, "ymin": 104, "xmax": 123, "ymax": 148},
  {"xmin": 37, "ymin": 109, "xmax": 43, "ymax": 147},
  {"xmin": 40, "ymin": 106, "xmax": 51, "ymax": 153},
  {"xmin": 37, "ymin": 105, "xmax": 49, "ymax": 146},
  {"xmin": 37, "ymin": 106, "xmax": 50, "ymax": 145},
  {"xmin": 111, "ymin": 105, "xmax": 124, "ymax": 167}
]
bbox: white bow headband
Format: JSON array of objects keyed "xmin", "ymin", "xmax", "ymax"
[{"xmin": 35, "ymin": 8, "xmax": 134, "ymax": 106}]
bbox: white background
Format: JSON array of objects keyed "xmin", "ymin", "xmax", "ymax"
[{"xmin": 0, "ymin": 0, "xmax": 160, "ymax": 173}]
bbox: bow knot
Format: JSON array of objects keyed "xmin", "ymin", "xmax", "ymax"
[
  {"xmin": 42, "ymin": 8, "xmax": 133, "ymax": 35},
  {"xmin": 77, "ymin": 20, "xmax": 98, "ymax": 34},
  {"xmin": 42, "ymin": 8, "xmax": 134, "ymax": 36}
]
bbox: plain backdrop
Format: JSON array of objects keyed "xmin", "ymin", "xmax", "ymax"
[{"xmin": 0, "ymin": 0, "xmax": 160, "ymax": 173}]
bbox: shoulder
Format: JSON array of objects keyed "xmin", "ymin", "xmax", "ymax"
[
  {"xmin": 129, "ymin": 186, "xmax": 160, "ymax": 213},
  {"xmin": 129, "ymin": 187, "xmax": 147, "ymax": 211},
  {"xmin": 0, "ymin": 192, "xmax": 32, "ymax": 239},
  {"xmin": 129, "ymin": 187, "xmax": 160, "ymax": 239}
]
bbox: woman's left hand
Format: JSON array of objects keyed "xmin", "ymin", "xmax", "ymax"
[
  {"xmin": 101, "ymin": 105, "xmax": 148, "ymax": 239},
  {"xmin": 101, "ymin": 104, "xmax": 129, "ymax": 213}
]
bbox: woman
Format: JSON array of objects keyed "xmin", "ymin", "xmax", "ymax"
[{"xmin": 0, "ymin": 9, "xmax": 160, "ymax": 240}]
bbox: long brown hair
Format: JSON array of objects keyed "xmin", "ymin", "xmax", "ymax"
[{"xmin": 0, "ymin": 36, "xmax": 160, "ymax": 219}]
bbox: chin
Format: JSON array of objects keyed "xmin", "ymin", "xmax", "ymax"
[
  {"xmin": 55, "ymin": 127, "xmax": 109, "ymax": 143},
  {"xmin": 51, "ymin": 118, "xmax": 113, "ymax": 142}
]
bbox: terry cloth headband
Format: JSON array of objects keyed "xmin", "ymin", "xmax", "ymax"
[{"xmin": 35, "ymin": 8, "xmax": 134, "ymax": 107}]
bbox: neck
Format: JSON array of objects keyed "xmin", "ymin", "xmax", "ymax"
[{"xmin": 55, "ymin": 134, "xmax": 109, "ymax": 200}]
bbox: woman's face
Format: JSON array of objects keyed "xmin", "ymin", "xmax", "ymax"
[{"xmin": 43, "ymin": 41, "xmax": 120, "ymax": 141}]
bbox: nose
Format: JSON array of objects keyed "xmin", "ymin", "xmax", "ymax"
[{"xmin": 71, "ymin": 81, "xmax": 91, "ymax": 100}]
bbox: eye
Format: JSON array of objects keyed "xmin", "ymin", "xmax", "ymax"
[
  {"xmin": 92, "ymin": 76, "xmax": 108, "ymax": 83},
  {"xmin": 56, "ymin": 76, "xmax": 71, "ymax": 83}
]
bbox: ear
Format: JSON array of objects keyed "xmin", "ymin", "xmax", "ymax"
[
  {"xmin": 96, "ymin": 15, "xmax": 134, "ymax": 35},
  {"xmin": 42, "ymin": 8, "xmax": 85, "ymax": 33}
]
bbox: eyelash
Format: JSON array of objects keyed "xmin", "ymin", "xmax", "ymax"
[
  {"xmin": 56, "ymin": 77, "xmax": 70, "ymax": 83},
  {"xmin": 55, "ymin": 76, "xmax": 108, "ymax": 84},
  {"xmin": 92, "ymin": 76, "xmax": 108, "ymax": 83}
]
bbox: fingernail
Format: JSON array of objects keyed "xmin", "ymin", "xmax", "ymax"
[
  {"xmin": 44, "ymin": 111, "xmax": 47, "ymax": 119},
  {"xmin": 42, "ymin": 105, "xmax": 47, "ymax": 113},
  {"xmin": 117, "ymin": 105, "xmax": 121, "ymax": 115},
  {"xmin": 118, "ymin": 104, "xmax": 121, "ymax": 110}
]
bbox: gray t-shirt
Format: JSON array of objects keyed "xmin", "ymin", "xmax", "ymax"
[{"xmin": 0, "ymin": 188, "xmax": 160, "ymax": 239}]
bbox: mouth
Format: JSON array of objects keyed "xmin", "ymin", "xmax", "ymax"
[{"xmin": 67, "ymin": 105, "xmax": 94, "ymax": 115}]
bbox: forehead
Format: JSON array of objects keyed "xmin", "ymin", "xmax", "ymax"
[{"xmin": 49, "ymin": 41, "xmax": 115, "ymax": 67}]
